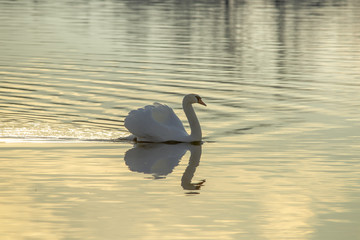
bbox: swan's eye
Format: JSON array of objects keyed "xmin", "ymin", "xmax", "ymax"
[{"xmin": 195, "ymin": 95, "xmax": 206, "ymax": 106}]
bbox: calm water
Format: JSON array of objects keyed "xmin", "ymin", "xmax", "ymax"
[{"xmin": 1, "ymin": 0, "xmax": 360, "ymax": 239}]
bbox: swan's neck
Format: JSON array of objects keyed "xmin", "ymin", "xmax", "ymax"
[{"xmin": 183, "ymin": 102, "xmax": 202, "ymax": 141}]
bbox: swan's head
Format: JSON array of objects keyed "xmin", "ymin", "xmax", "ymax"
[{"xmin": 183, "ymin": 94, "xmax": 207, "ymax": 106}]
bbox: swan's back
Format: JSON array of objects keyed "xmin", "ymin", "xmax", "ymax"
[{"xmin": 125, "ymin": 102, "xmax": 188, "ymax": 142}]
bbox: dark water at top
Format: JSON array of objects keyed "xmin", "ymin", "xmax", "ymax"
[{"xmin": 0, "ymin": 0, "xmax": 360, "ymax": 239}]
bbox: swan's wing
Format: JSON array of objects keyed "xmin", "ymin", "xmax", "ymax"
[
  {"xmin": 151, "ymin": 102, "xmax": 186, "ymax": 130},
  {"xmin": 124, "ymin": 102, "xmax": 188, "ymax": 142}
]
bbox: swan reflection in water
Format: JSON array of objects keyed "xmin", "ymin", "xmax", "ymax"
[{"xmin": 124, "ymin": 143, "xmax": 205, "ymax": 191}]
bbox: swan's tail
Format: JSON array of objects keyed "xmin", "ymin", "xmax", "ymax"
[{"xmin": 116, "ymin": 134, "xmax": 137, "ymax": 142}]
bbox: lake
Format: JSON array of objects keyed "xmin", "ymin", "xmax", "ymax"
[{"xmin": 1, "ymin": 0, "xmax": 360, "ymax": 239}]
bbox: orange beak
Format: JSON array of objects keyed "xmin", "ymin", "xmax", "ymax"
[{"xmin": 198, "ymin": 98, "xmax": 207, "ymax": 106}]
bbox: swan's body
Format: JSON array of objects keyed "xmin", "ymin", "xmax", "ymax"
[{"xmin": 124, "ymin": 94, "xmax": 206, "ymax": 142}]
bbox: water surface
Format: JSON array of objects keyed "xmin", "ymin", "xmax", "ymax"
[{"xmin": 1, "ymin": 0, "xmax": 360, "ymax": 239}]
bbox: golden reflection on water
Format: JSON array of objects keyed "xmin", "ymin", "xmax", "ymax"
[{"xmin": 0, "ymin": 136, "xmax": 359, "ymax": 239}]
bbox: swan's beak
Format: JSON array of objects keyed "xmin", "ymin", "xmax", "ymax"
[{"xmin": 198, "ymin": 99, "xmax": 207, "ymax": 106}]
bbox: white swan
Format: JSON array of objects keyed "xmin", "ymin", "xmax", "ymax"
[{"xmin": 124, "ymin": 94, "xmax": 206, "ymax": 142}]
